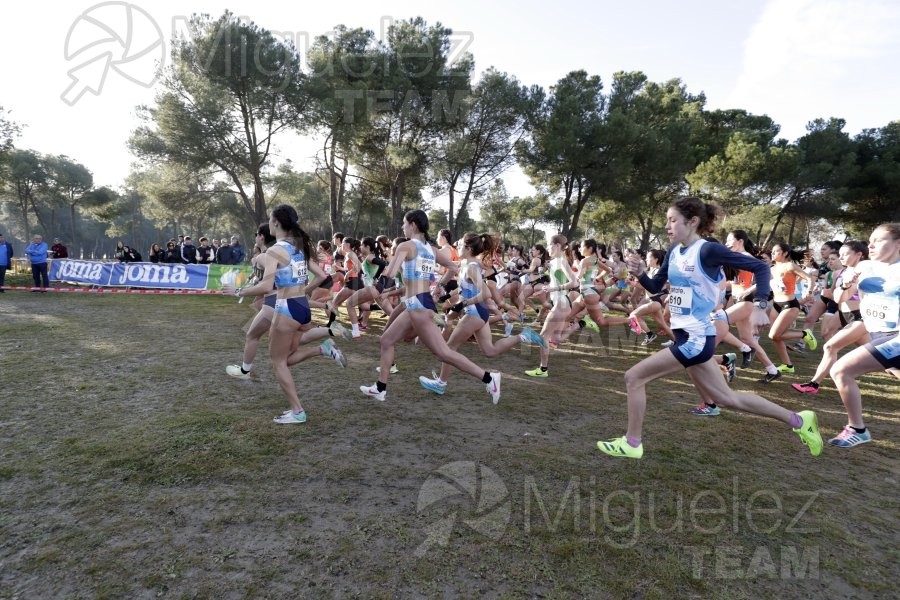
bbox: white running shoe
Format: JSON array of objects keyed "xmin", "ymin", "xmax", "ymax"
[
  {"xmin": 360, "ymin": 383, "xmax": 386, "ymax": 402},
  {"xmin": 225, "ymin": 365, "xmax": 250, "ymax": 380},
  {"xmin": 320, "ymin": 339, "xmax": 347, "ymax": 368},
  {"xmin": 486, "ymin": 372, "xmax": 502, "ymax": 405},
  {"xmin": 329, "ymin": 322, "xmax": 353, "ymax": 341},
  {"xmin": 503, "ymin": 321, "xmax": 514, "ymax": 337},
  {"xmin": 376, "ymin": 364, "xmax": 400, "ymax": 374},
  {"xmin": 273, "ymin": 410, "xmax": 307, "ymax": 424}
]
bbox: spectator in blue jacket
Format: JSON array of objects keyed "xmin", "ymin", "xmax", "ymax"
[
  {"xmin": 24, "ymin": 234, "xmax": 50, "ymax": 291},
  {"xmin": 230, "ymin": 236, "xmax": 245, "ymax": 264},
  {"xmin": 0, "ymin": 232, "xmax": 13, "ymax": 293}
]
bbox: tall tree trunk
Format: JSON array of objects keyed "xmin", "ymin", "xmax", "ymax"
[{"xmin": 70, "ymin": 203, "xmax": 79, "ymax": 257}]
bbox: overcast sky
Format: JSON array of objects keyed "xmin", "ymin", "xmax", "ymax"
[{"xmin": 4, "ymin": 0, "xmax": 899, "ymax": 205}]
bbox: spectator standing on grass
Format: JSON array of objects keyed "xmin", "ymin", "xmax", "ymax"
[
  {"xmin": 50, "ymin": 237, "xmax": 68, "ymax": 258},
  {"xmin": 149, "ymin": 243, "xmax": 164, "ymax": 263},
  {"xmin": 217, "ymin": 238, "xmax": 233, "ymax": 265},
  {"xmin": 196, "ymin": 237, "xmax": 214, "ymax": 264},
  {"xmin": 0, "ymin": 232, "xmax": 13, "ymax": 292},
  {"xmin": 24, "ymin": 234, "xmax": 50, "ymax": 291},
  {"xmin": 230, "ymin": 236, "xmax": 245, "ymax": 264},
  {"xmin": 181, "ymin": 236, "xmax": 197, "ymax": 264},
  {"xmin": 163, "ymin": 241, "xmax": 180, "ymax": 263}
]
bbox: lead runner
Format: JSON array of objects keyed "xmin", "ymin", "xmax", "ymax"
[{"xmin": 596, "ymin": 197, "xmax": 823, "ymax": 459}]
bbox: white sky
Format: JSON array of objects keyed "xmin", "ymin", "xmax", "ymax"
[{"xmin": 4, "ymin": 0, "xmax": 899, "ymax": 208}]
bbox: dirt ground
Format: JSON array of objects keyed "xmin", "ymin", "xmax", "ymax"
[{"xmin": 0, "ymin": 287, "xmax": 897, "ymax": 599}]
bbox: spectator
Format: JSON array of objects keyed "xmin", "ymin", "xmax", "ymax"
[
  {"xmin": 211, "ymin": 238, "xmax": 221, "ymax": 261},
  {"xmin": 50, "ymin": 237, "xmax": 68, "ymax": 258},
  {"xmin": 230, "ymin": 236, "xmax": 245, "ymax": 264},
  {"xmin": 216, "ymin": 238, "xmax": 233, "ymax": 265},
  {"xmin": 124, "ymin": 245, "xmax": 143, "ymax": 262},
  {"xmin": 148, "ymin": 243, "xmax": 164, "ymax": 263},
  {"xmin": 196, "ymin": 237, "xmax": 214, "ymax": 264},
  {"xmin": 163, "ymin": 241, "xmax": 180, "ymax": 263},
  {"xmin": 181, "ymin": 236, "xmax": 197, "ymax": 264},
  {"xmin": 0, "ymin": 232, "xmax": 13, "ymax": 293},
  {"xmin": 24, "ymin": 234, "xmax": 50, "ymax": 291},
  {"xmin": 115, "ymin": 240, "xmax": 127, "ymax": 262}
]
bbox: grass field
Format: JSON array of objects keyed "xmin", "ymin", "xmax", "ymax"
[{"xmin": 1, "ymin": 275, "xmax": 897, "ymax": 599}]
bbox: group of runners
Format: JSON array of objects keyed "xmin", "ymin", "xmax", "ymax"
[{"xmin": 221, "ymin": 201, "xmax": 899, "ymax": 460}]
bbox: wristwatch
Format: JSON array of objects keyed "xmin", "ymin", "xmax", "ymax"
[{"xmin": 752, "ymin": 299, "xmax": 768, "ymax": 310}]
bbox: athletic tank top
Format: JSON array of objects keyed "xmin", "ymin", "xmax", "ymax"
[
  {"xmin": 771, "ymin": 262, "xmax": 798, "ymax": 296},
  {"xmin": 273, "ymin": 241, "xmax": 307, "ymax": 288},
  {"xmin": 666, "ymin": 239, "xmax": 720, "ymax": 336},
  {"xmin": 856, "ymin": 260, "xmax": 900, "ymax": 332},
  {"xmin": 361, "ymin": 256, "xmax": 380, "ymax": 286},
  {"xmin": 402, "ymin": 239, "xmax": 436, "ymax": 283},
  {"xmin": 580, "ymin": 257, "xmax": 599, "ymax": 290},
  {"xmin": 460, "ymin": 261, "xmax": 481, "ymax": 301}
]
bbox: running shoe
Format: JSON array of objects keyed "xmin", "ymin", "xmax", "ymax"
[
  {"xmin": 419, "ymin": 371, "xmax": 447, "ymax": 395},
  {"xmin": 486, "ymin": 372, "xmax": 502, "ymax": 404},
  {"xmin": 273, "ymin": 410, "xmax": 307, "ymax": 424},
  {"xmin": 723, "ymin": 353, "xmax": 737, "ymax": 382},
  {"xmin": 760, "ymin": 371, "xmax": 782, "ymax": 383},
  {"xmin": 359, "ymin": 323, "xmax": 368, "ymax": 331},
  {"xmin": 376, "ymin": 364, "xmax": 400, "ymax": 374},
  {"xmin": 741, "ymin": 349, "xmax": 755, "ymax": 368},
  {"xmin": 525, "ymin": 367, "xmax": 548, "ymax": 378},
  {"xmin": 640, "ymin": 332, "xmax": 658, "ymax": 346},
  {"xmin": 660, "ymin": 340, "xmax": 674, "ymax": 348},
  {"xmin": 776, "ymin": 364, "xmax": 795, "ymax": 374},
  {"xmin": 689, "ymin": 404, "xmax": 720, "ymax": 416},
  {"xmin": 225, "ymin": 365, "xmax": 250, "ymax": 380},
  {"xmin": 433, "ymin": 312, "xmax": 448, "ymax": 328},
  {"xmin": 329, "ymin": 321, "xmax": 353, "ymax": 341},
  {"xmin": 596, "ymin": 436, "xmax": 643, "ymax": 459},
  {"xmin": 793, "ymin": 410, "xmax": 823, "ymax": 456},
  {"xmin": 503, "ymin": 321, "xmax": 514, "ymax": 338},
  {"xmin": 583, "ymin": 315, "xmax": 600, "ymax": 333},
  {"xmin": 791, "ymin": 381, "xmax": 820, "ymax": 394},
  {"xmin": 628, "ymin": 316, "xmax": 642, "ymax": 335},
  {"xmin": 320, "ymin": 339, "xmax": 347, "ymax": 368},
  {"xmin": 360, "ymin": 383, "xmax": 386, "ymax": 402},
  {"xmin": 802, "ymin": 328, "xmax": 818, "ymax": 351},
  {"xmin": 828, "ymin": 426, "xmax": 872, "ymax": 448},
  {"xmin": 788, "ymin": 341, "xmax": 807, "ymax": 353},
  {"xmin": 521, "ymin": 326, "xmax": 548, "ymax": 349}
]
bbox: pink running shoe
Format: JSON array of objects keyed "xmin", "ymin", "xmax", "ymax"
[
  {"xmin": 628, "ymin": 316, "xmax": 642, "ymax": 335},
  {"xmin": 791, "ymin": 382, "xmax": 820, "ymax": 394}
]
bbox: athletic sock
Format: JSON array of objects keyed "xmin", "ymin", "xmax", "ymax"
[
  {"xmin": 706, "ymin": 402, "xmax": 717, "ymax": 408},
  {"xmin": 789, "ymin": 413, "xmax": 802, "ymax": 429},
  {"xmin": 241, "ymin": 362, "xmax": 252, "ymax": 374},
  {"xmin": 540, "ymin": 366, "xmax": 547, "ymax": 372},
  {"xmin": 766, "ymin": 365, "xmax": 778, "ymax": 375},
  {"xmin": 481, "ymin": 372, "xmax": 493, "ymax": 384},
  {"xmin": 850, "ymin": 425, "xmax": 867, "ymax": 434},
  {"xmin": 626, "ymin": 435, "xmax": 642, "ymax": 448},
  {"xmin": 376, "ymin": 381, "xmax": 387, "ymax": 392},
  {"xmin": 578, "ymin": 319, "xmax": 586, "ymax": 329},
  {"xmin": 739, "ymin": 344, "xmax": 751, "ymax": 352}
]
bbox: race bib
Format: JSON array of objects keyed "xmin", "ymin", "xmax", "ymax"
[
  {"xmin": 860, "ymin": 294, "xmax": 899, "ymax": 330},
  {"xmin": 291, "ymin": 259, "xmax": 307, "ymax": 282},
  {"xmin": 415, "ymin": 255, "xmax": 436, "ymax": 277},
  {"xmin": 668, "ymin": 285, "xmax": 693, "ymax": 316}
]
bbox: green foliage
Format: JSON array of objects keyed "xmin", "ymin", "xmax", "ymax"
[{"xmin": 129, "ymin": 11, "xmax": 307, "ymax": 226}]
